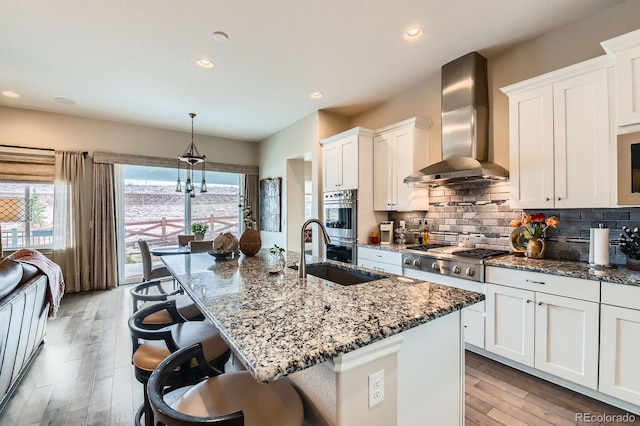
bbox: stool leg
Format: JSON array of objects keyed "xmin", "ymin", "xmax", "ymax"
[{"xmin": 143, "ymin": 381, "xmax": 153, "ymax": 426}]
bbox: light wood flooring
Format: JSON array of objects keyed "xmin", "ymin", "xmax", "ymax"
[{"xmin": 1, "ymin": 285, "xmax": 638, "ymax": 425}]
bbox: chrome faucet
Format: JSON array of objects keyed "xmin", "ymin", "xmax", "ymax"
[{"xmin": 299, "ymin": 218, "xmax": 331, "ymax": 279}]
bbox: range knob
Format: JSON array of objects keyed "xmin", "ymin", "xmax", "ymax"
[
  {"xmin": 403, "ymin": 257, "xmax": 412, "ymax": 265},
  {"xmin": 466, "ymin": 267, "xmax": 475, "ymax": 277},
  {"xmin": 431, "ymin": 262, "xmax": 440, "ymax": 271},
  {"xmin": 452, "ymin": 265, "xmax": 461, "ymax": 274},
  {"xmin": 413, "ymin": 259, "xmax": 422, "ymax": 267}
]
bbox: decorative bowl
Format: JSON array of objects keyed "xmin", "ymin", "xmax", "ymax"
[{"xmin": 207, "ymin": 249, "xmax": 233, "ymax": 260}]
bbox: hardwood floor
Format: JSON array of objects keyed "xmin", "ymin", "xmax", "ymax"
[{"xmin": 0, "ymin": 285, "xmax": 638, "ymax": 425}]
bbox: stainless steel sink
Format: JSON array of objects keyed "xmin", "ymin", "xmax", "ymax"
[{"xmin": 290, "ymin": 263, "xmax": 386, "ymax": 285}]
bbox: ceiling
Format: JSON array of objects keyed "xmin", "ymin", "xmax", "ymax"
[{"xmin": 0, "ymin": 0, "xmax": 625, "ymax": 142}]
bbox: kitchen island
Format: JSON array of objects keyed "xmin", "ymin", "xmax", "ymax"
[{"xmin": 162, "ymin": 250, "xmax": 484, "ymax": 425}]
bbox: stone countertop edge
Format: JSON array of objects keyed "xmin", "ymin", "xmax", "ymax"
[
  {"xmin": 163, "ymin": 250, "xmax": 484, "ymax": 383},
  {"xmin": 360, "ymin": 243, "xmax": 640, "ymax": 287}
]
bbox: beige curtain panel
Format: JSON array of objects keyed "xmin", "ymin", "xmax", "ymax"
[
  {"xmin": 53, "ymin": 151, "xmax": 92, "ymax": 293},
  {"xmin": 91, "ymin": 163, "xmax": 118, "ymax": 290},
  {"xmin": 244, "ymin": 174, "xmax": 259, "ymax": 230}
]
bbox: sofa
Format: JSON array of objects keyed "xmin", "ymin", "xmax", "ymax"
[{"xmin": 0, "ymin": 257, "xmax": 50, "ymax": 413}]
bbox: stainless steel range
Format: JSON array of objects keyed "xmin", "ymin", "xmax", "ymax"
[{"xmin": 402, "ymin": 244, "xmax": 509, "ymax": 283}]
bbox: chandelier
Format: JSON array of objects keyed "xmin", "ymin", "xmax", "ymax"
[{"xmin": 176, "ymin": 113, "xmax": 207, "ymax": 197}]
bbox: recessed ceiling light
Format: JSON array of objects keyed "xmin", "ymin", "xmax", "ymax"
[
  {"xmin": 54, "ymin": 97, "xmax": 75, "ymax": 105},
  {"xmin": 310, "ymin": 92, "xmax": 323, "ymax": 99},
  {"xmin": 196, "ymin": 58, "xmax": 214, "ymax": 69},
  {"xmin": 404, "ymin": 27, "xmax": 424, "ymax": 40},
  {"xmin": 2, "ymin": 90, "xmax": 20, "ymax": 98},
  {"xmin": 212, "ymin": 31, "xmax": 229, "ymax": 42}
]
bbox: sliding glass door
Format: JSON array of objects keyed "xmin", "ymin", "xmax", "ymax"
[{"xmin": 118, "ymin": 164, "xmax": 240, "ymax": 283}]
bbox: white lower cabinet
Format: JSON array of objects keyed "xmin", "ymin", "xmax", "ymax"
[
  {"xmin": 534, "ymin": 292, "xmax": 599, "ymax": 389},
  {"xmin": 599, "ymin": 283, "xmax": 640, "ymax": 406},
  {"xmin": 485, "ymin": 284, "xmax": 535, "ymax": 366},
  {"xmin": 357, "ymin": 247, "xmax": 403, "ymax": 275},
  {"xmin": 485, "ymin": 267, "xmax": 600, "ymax": 390}
]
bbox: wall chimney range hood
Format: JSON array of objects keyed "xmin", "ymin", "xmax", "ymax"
[{"xmin": 404, "ymin": 52, "xmax": 508, "ymax": 186}]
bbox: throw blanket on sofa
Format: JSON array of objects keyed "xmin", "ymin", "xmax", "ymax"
[{"xmin": 9, "ymin": 249, "xmax": 65, "ymax": 318}]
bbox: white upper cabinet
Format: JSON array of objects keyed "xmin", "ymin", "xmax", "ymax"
[
  {"xmin": 602, "ymin": 29, "xmax": 640, "ymax": 128},
  {"xmin": 321, "ymin": 127, "xmax": 375, "ymax": 192},
  {"xmin": 502, "ymin": 56, "xmax": 613, "ymax": 209},
  {"xmin": 373, "ymin": 117, "xmax": 430, "ymax": 211}
]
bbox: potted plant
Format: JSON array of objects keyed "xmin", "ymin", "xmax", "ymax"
[
  {"xmin": 191, "ymin": 222, "xmax": 209, "ymax": 241},
  {"xmin": 268, "ymin": 244, "xmax": 286, "ymax": 274}
]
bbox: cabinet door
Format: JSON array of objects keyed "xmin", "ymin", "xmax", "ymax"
[
  {"xmin": 508, "ymin": 86, "xmax": 555, "ymax": 209},
  {"xmin": 599, "ymin": 304, "xmax": 640, "ymax": 406},
  {"xmin": 553, "ymin": 69, "xmax": 609, "ymax": 208},
  {"xmin": 463, "ymin": 307, "xmax": 485, "ymax": 348},
  {"xmin": 615, "ymin": 45, "xmax": 640, "ymax": 126},
  {"xmin": 534, "ymin": 293, "xmax": 599, "ymax": 389},
  {"xmin": 373, "ymin": 134, "xmax": 392, "ymax": 210},
  {"xmin": 393, "ymin": 128, "xmax": 416, "ymax": 211},
  {"xmin": 485, "ymin": 284, "xmax": 535, "ymax": 366},
  {"xmin": 339, "ymin": 136, "xmax": 358, "ymax": 190},
  {"xmin": 323, "ymin": 143, "xmax": 343, "ymax": 191}
]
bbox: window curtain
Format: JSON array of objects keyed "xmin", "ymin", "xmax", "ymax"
[
  {"xmin": 91, "ymin": 163, "xmax": 118, "ymax": 289},
  {"xmin": 244, "ymin": 174, "xmax": 259, "ymax": 230},
  {"xmin": 53, "ymin": 151, "xmax": 91, "ymax": 292}
]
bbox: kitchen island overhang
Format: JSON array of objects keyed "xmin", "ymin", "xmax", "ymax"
[{"xmin": 162, "ymin": 250, "xmax": 484, "ymax": 425}]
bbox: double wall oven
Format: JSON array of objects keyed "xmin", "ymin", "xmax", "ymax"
[{"xmin": 323, "ymin": 190, "xmax": 357, "ymax": 264}]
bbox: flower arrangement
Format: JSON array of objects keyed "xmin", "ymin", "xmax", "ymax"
[
  {"xmin": 509, "ymin": 212, "xmax": 560, "ymax": 238},
  {"xmin": 191, "ymin": 222, "xmax": 209, "ymax": 234},
  {"xmin": 238, "ymin": 196, "xmax": 256, "ymax": 230}
]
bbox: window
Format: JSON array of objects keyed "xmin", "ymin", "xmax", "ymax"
[
  {"xmin": 120, "ymin": 165, "xmax": 241, "ymax": 281},
  {"xmin": 0, "ymin": 182, "xmax": 54, "ymax": 250}
]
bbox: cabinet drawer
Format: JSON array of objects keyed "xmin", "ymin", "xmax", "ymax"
[
  {"xmin": 358, "ymin": 247, "xmax": 402, "ymax": 264},
  {"xmin": 485, "ymin": 266, "xmax": 599, "ymax": 302},
  {"xmin": 357, "ymin": 258, "xmax": 402, "ymax": 275},
  {"xmin": 601, "ymin": 282, "xmax": 640, "ymax": 310}
]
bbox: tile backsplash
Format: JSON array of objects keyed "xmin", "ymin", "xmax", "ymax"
[{"xmin": 388, "ymin": 181, "xmax": 640, "ymax": 265}]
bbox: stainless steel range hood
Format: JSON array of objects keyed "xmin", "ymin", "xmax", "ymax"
[{"xmin": 404, "ymin": 52, "xmax": 508, "ymax": 186}]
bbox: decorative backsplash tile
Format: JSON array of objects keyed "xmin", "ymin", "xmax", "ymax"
[{"xmin": 388, "ymin": 181, "xmax": 640, "ymax": 265}]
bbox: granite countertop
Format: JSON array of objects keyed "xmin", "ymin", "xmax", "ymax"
[
  {"xmin": 162, "ymin": 249, "xmax": 484, "ymax": 383},
  {"xmin": 360, "ymin": 242, "xmax": 640, "ymax": 287},
  {"xmin": 484, "ymin": 255, "xmax": 640, "ymax": 287}
]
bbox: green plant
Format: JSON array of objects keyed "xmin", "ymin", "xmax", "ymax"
[
  {"xmin": 269, "ymin": 244, "xmax": 285, "ymax": 255},
  {"xmin": 191, "ymin": 222, "xmax": 209, "ymax": 234},
  {"xmin": 238, "ymin": 196, "xmax": 256, "ymax": 230}
]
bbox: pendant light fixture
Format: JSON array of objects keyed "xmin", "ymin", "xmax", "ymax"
[{"xmin": 176, "ymin": 113, "xmax": 208, "ymax": 196}]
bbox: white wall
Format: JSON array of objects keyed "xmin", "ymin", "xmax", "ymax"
[
  {"xmin": 348, "ymin": 0, "xmax": 640, "ymax": 172},
  {"xmin": 258, "ymin": 111, "xmax": 350, "ymax": 252},
  {"xmin": 0, "ymin": 106, "xmax": 259, "ymax": 165}
]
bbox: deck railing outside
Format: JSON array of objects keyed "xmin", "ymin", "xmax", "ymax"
[{"xmin": 1, "ymin": 214, "xmax": 240, "ymax": 250}]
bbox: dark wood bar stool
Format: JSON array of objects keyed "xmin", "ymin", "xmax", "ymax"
[
  {"xmin": 130, "ymin": 280, "xmax": 204, "ymax": 326},
  {"xmin": 148, "ymin": 343, "xmax": 304, "ymax": 426},
  {"xmin": 129, "ymin": 301, "xmax": 230, "ymax": 426}
]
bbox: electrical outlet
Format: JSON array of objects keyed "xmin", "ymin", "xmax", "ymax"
[{"xmin": 368, "ymin": 369, "xmax": 384, "ymax": 408}]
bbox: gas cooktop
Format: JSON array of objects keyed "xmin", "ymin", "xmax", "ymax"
[{"xmin": 402, "ymin": 245, "xmax": 510, "ymax": 282}]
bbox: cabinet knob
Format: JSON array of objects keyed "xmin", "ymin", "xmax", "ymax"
[
  {"xmin": 538, "ymin": 301, "xmax": 543, "ymax": 306},
  {"xmin": 545, "ymin": 197, "xmax": 550, "ymax": 201},
  {"xmin": 526, "ymin": 299, "xmax": 533, "ymax": 304},
  {"xmin": 557, "ymin": 197, "xmax": 561, "ymax": 201}
]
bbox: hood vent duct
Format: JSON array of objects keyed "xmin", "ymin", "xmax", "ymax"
[{"xmin": 404, "ymin": 52, "xmax": 508, "ymax": 186}]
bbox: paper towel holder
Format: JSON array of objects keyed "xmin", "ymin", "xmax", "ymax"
[{"xmin": 588, "ymin": 223, "xmax": 617, "ymax": 270}]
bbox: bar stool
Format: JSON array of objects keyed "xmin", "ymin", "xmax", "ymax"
[
  {"xmin": 138, "ymin": 239, "xmax": 172, "ymax": 281},
  {"xmin": 148, "ymin": 343, "xmax": 304, "ymax": 426},
  {"xmin": 130, "ymin": 280, "xmax": 204, "ymax": 326},
  {"xmin": 129, "ymin": 301, "xmax": 230, "ymax": 426}
]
